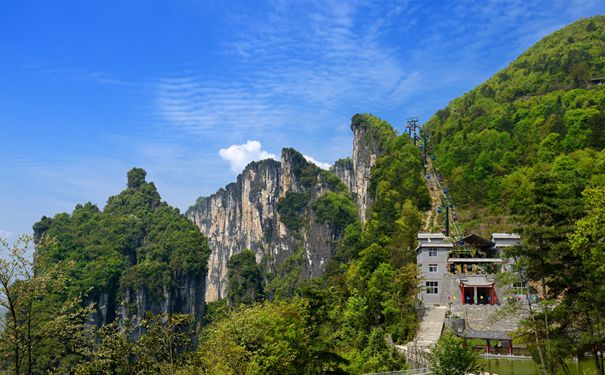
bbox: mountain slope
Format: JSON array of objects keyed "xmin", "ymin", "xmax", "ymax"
[{"xmin": 425, "ymin": 15, "xmax": 605, "ymax": 235}]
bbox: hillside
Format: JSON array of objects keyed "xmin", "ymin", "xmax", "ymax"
[
  {"xmin": 2, "ymin": 14, "xmax": 604, "ymax": 375},
  {"xmin": 425, "ymin": 15, "xmax": 605, "ymax": 236},
  {"xmin": 33, "ymin": 168, "xmax": 211, "ymax": 329}
]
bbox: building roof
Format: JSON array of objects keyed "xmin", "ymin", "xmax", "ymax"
[
  {"xmin": 416, "ymin": 243, "xmax": 454, "ymax": 253},
  {"xmin": 418, "ymin": 233, "xmax": 446, "ymax": 239},
  {"xmin": 419, "ymin": 243, "xmax": 453, "ymax": 248},
  {"xmin": 417, "ymin": 233, "xmax": 448, "ymax": 244},
  {"xmin": 460, "ymin": 329, "xmax": 512, "ymax": 340},
  {"xmin": 460, "ymin": 275, "xmax": 495, "ymax": 287}
]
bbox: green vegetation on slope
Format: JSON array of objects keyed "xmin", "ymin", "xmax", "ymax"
[
  {"xmin": 212, "ymin": 114, "xmax": 429, "ymax": 374},
  {"xmin": 425, "ymin": 15, "xmax": 605, "ymax": 373},
  {"xmin": 33, "ymin": 168, "xmax": 210, "ymax": 320},
  {"xmin": 425, "ymin": 15, "xmax": 605, "ymax": 235},
  {"xmin": 227, "ymin": 249, "xmax": 264, "ymax": 306}
]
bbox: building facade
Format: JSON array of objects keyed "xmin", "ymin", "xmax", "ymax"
[{"xmin": 417, "ymin": 232, "xmax": 520, "ymax": 306}]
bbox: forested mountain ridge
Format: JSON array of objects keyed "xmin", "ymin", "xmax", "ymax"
[
  {"xmin": 33, "ymin": 168, "xmax": 210, "ymax": 329},
  {"xmin": 198, "ymin": 114, "xmax": 429, "ymax": 373},
  {"xmin": 425, "ymin": 15, "xmax": 605, "ymax": 235}
]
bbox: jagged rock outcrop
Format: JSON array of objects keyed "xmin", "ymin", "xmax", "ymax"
[
  {"xmin": 350, "ymin": 114, "xmax": 395, "ymax": 223},
  {"xmin": 187, "ymin": 158, "xmax": 289, "ymax": 301},
  {"xmin": 188, "ymin": 114, "xmax": 395, "ymax": 301},
  {"xmin": 187, "ymin": 149, "xmax": 351, "ymax": 301}
]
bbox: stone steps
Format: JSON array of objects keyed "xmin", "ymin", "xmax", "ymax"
[{"xmin": 415, "ymin": 306, "xmax": 447, "ymax": 347}]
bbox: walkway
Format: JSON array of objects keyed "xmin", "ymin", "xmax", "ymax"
[
  {"xmin": 397, "ymin": 305, "xmax": 446, "ymax": 364},
  {"xmin": 414, "ymin": 306, "xmax": 447, "ymax": 347}
]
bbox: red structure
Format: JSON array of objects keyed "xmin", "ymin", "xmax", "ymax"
[{"xmin": 460, "ymin": 278, "xmax": 496, "ymax": 305}]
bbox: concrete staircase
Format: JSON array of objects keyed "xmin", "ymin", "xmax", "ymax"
[
  {"xmin": 415, "ymin": 306, "xmax": 447, "ymax": 346},
  {"xmin": 396, "ymin": 306, "xmax": 446, "ymax": 367},
  {"xmin": 398, "ymin": 306, "xmax": 446, "ymax": 350}
]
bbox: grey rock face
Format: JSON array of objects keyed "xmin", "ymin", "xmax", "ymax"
[
  {"xmin": 188, "ymin": 149, "xmax": 347, "ymax": 302},
  {"xmin": 351, "ymin": 120, "xmax": 382, "ymax": 224},
  {"xmin": 331, "ymin": 157, "xmax": 355, "ymax": 193},
  {"xmin": 188, "ymin": 117, "xmax": 387, "ymax": 302},
  {"xmin": 188, "ymin": 158, "xmax": 286, "ymax": 301},
  {"xmin": 119, "ymin": 271, "xmax": 206, "ymax": 336}
]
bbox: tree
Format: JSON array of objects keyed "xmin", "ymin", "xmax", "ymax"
[
  {"xmin": 226, "ymin": 250, "xmax": 264, "ymax": 306},
  {"xmin": 0, "ymin": 234, "xmax": 37, "ymax": 375},
  {"xmin": 198, "ymin": 300, "xmax": 340, "ymax": 374},
  {"xmin": 568, "ymin": 187, "xmax": 605, "ymax": 375},
  {"xmin": 428, "ymin": 331, "xmax": 483, "ymax": 375},
  {"xmin": 0, "ymin": 235, "xmax": 95, "ymax": 374}
]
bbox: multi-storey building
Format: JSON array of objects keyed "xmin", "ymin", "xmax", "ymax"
[{"xmin": 416, "ymin": 232, "xmax": 520, "ymax": 306}]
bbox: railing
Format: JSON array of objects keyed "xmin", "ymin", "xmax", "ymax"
[{"xmin": 364, "ymin": 369, "xmax": 431, "ymax": 375}]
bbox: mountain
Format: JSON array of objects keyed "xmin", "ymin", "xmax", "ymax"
[
  {"xmin": 186, "ymin": 114, "xmax": 396, "ymax": 301},
  {"xmin": 425, "ymin": 15, "xmax": 605, "ymax": 235},
  {"xmin": 33, "ymin": 168, "xmax": 211, "ymax": 332}
]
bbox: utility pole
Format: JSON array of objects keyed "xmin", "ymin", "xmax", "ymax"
[
  {"xmin": 423, "ymin": 133, "xmax": 428, "ymax": 165},
  {"xmin": 444, "ymin": 205, "xmax": 450, "ymax": 237},
  {"xmin": 405, "ymin": 117, "xmax": 419, "ymax": 146}
]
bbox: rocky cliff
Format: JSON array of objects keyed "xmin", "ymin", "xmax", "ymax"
[
  {"xmin": 188, "ymin": 114, "xmax": 394, "ymax": 301},
  {"xmin": 187, "ymin": 158, "xmax": 287, "ymax": 301},
  {"xmin": 332, "ymin": 114, "xmax": 395, "ymax": 223},
  {"xmin": 187, "ymin": 148, "xmax": 352, "ymax": 301}
]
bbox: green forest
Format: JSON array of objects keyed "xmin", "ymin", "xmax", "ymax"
[{"xmin": 0, "ymin": 13, "xmax": 604, "ymax": 375}]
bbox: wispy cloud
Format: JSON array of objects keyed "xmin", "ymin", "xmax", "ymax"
[{"xmin": 154, "ymin": 0, "xmax": 419, "ymax": 138}]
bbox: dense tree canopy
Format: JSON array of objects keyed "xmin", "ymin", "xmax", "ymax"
[
  {"xmin": 32, "ymin": 168, "xmax": 210, "ymax": 323},
  {"xmin": 425, "ymin": 16, "xmax": 605, "ymax": 233}
]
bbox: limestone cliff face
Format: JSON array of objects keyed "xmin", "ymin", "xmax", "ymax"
[
  {"xmin": 188, "ymin": 114, "xmax": 392, "ymax": 302},
  {"xmin": 331, "ymin": 158, "xmax": 355, "ymax": 193},
  {"xmin": 118, "ymin": 271, "xmax": 205, "ymax": 336},
  {"xmin": 332, "ymin": 115, "xmax": 392, "ymax": 223},
  {"xmin": 351, "ymin": 118, "xmax": 383, "ymax": 224},
  {"xmin": 187, "ymin": 159, "xmax": 286, "ymax": 301},
  {"xmin": 187, "ymin": 149, "xmax": 345, "ymax": 302}
]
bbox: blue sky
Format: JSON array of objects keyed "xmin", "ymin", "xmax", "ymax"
[{"xmin": 1, "ymin": 0, "xmax": 604, "ymax": 241}]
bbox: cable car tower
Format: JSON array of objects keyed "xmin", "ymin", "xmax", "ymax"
[{"xmin": 405, "ymin": 117, "xmax": 420, "ymax": 146}]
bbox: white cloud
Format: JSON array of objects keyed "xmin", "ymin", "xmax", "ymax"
[
  {"xmin": 219, "ymin": 140, "xmax": 277, "ymax": 173},
  {"xmin": 303, "ymin": 155, "xmax": 331, "ymax": 170}
]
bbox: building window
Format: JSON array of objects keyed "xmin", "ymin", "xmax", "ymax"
[
  {"xmin": 428, "ymin": 250, "xmax": 437, "ymax": 257},
  {"xmin": 429, "ymin": 264, "xmax": 438, "ymax": 273},
  {"xmin": 426, "ymin": 281, "xmax": 439, "ymax": 294}
]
